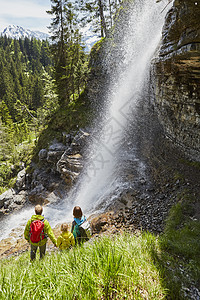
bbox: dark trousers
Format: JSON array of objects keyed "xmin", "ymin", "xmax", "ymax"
[{"xmin": 30, "ymin": 243, "xmax": 46, "ymax": 261}]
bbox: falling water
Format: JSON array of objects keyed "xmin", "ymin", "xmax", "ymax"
[
  {"xmin": 0, "ymin": 0, "xmax": 172, "ymax": 241},
  {"xmin": 66, "ymin": 0, "xmax": 173, "ymax": 214}
]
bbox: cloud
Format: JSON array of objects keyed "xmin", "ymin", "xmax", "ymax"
[
  {"xmin": 0, "ymin": 0, "xmax": 50, "ymax": 19},
  {"xmin": 0, "ymin": 0, "xmax": 51, "ymax": 33}
]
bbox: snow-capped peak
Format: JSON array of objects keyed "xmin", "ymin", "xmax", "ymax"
[
  {"xmin": 1, "ymin": 25, "xmax": 49, "ymax": 40},
  {"xmin": 1, "ymin": 24, "xmax": 99, "ymax": 52}
]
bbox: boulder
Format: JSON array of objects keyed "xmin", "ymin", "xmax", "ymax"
[
  {"xmin": 42, "ymin": 142, "xmax": 67, "ymax": 164},
  {"xmin": 0, "ymin": 189, "xmax": 15, "ymax": 209},
  {"xmin": 0, "ymin": 189, "xmax": 27, "ymax": 212},
  {"xmin": 38, "ymin": 149, "xmax": 48, "ymax": 160},
  {"xmin": 90, "ymin": 212, "xmax": 114, "ymax": 233},
  {"xmin": 56, "ymin": 130, "xmax": 90, "ymax": 186},
  {"xmin": 15, "ymin": 169, "xmax": 26, "ymax": 191},
  {"xmin": 57, "ymin": 153, "xmax": 83, "ymax": 186},
  {"xmin": 71, "ymin": 130, "xmax": 90, "ymax": 153},
  {"xmin": 28, "ymin": 184, "xmax": 49, "ymax": 204},
  {"xmin": 14, "ymin": 191, "xmax": 27, "ymax": 206}
]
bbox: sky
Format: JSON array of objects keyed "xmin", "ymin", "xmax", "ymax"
[{"xmin": 0, "ymin": 0, "xmax": 52, "ymax": 33}]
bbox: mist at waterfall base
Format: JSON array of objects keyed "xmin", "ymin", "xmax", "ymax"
[{"xmin": 0, "ymin": 0, "xmax": 172, "ymax": 241}]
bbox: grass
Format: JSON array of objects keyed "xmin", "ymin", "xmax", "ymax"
[
  {"xmin": 0, "ymin": 191, "xmax": 199, "ymax": 299},
  {"xmin": 155, "ymin": 190, "xmax": 200, "ymax": 299},
  {"xmin": 0, "ymin": 233, "xmax": 167, "ymax": 300}
]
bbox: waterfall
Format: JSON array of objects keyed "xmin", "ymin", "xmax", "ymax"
[
  {"xmin": 0, "ymin": 0, "xmax": 173, "ymax": 241},
  {"xmin": 65, "ymin": 0, "xmax": 173, "ymax": 215}
]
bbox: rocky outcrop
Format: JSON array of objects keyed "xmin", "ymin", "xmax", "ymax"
[
  {"xmin": 152, "ymin": 0, "xmax": 200, "ymax": 161},
  {"xmin": 28, "ymin": 129, "xmax": 90, "ymax": 200},
  {"xmin": 0, "ymin": 189, "xmax": 27, "ymax": 215},
  {"xmin": 57, "ymin": 130, "xmax": 90, "ymax": 186},
  {"xmin": 0, "ymin": 129, "xmax": 90, "ymax": 215}
]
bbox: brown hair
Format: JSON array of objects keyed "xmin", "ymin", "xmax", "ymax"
[
  {"xmin": 73, "ymin": 206, "xmax": 83, "ymax": 218},
  {"xmin": 61, "ymin": 223, "xmax": 68, "ymax": 232},
  {"xmin": 35, "ymin": 204, "xmax": 43, "ymax": 215}
]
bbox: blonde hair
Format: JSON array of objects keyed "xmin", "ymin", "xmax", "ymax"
[
  {"xmin": 35, "ymin": 204, "xmax": 43, "ymax": 215},
  {"xmin": 61, "ymin": 223, "xmax": 68, "ymax": 232}
]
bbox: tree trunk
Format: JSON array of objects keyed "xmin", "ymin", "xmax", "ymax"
[{"xmin": 98, "ymin": 0, "xmax": 107, "ymax": 37}]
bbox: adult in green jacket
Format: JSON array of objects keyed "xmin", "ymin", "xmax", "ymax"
[{"xmin": 24, "ymin": 205, "xmax": 57, "ymax": 260}]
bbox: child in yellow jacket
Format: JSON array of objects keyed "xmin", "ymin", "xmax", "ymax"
[{"xmin": 57, "ymin": 223, "xmax": 75, "ymax": 250}]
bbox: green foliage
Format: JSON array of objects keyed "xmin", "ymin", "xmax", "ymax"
[
  {"xmin": 0, "ymin": 233, "xmax": 167, "ymax": 299},
  {"xmin": 91, "ymin": 37, "xmax": 105, "ymax": 53},
  {"xmin": 0, "ymin": 36, "xmax": 53, "ymax": 120},
  {"xmin": 152, "ymin": 191, "xmax": 200, "ymax": 299},
  {"xmin": 0, "ymin": 36, "xmax": 58, "ymax": 192},
  {"xmin": 47, "ymin": 0, "xmax": 89, "ymax": 104},
  {"xmin": 160, "ymin": 191, "xmax": 200, "ymax": 258},
  {"xmin": 36, "ymin": 71, "xmax": 59, "ymax": 125},
  {"xmin": 33, "ymin": 91, "xmax": 91, "ymax": 160},
  {"xmin": 0, "ymin": 116, "xmax": 35, "ymax": 193},
  {"xmin": 78, "ymin": 0, "xmax": 122, "ymax": 38},
  {"xmin": 179, "ymin": 158, "xmax": 200, "ymax": 170}
]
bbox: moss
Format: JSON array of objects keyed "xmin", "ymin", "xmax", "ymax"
[
  {"xmin": 179, "ymin": 158, "xmax": 200, "ymax": 169},
  {"xmin": 91, "ymin": 37, "xmax": 105, "ymax": 53},
  {"xmin": 32, "ymin": 91, "xmax": 92, "ymax": 162},
  {"xmin": 173, "ymin": 171, "xmax": 185, "ymax": 184}
]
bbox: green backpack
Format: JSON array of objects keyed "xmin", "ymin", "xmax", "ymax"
[{"xmin": 73, "ymin": 220, "xmax": 91, "ymax": 242}]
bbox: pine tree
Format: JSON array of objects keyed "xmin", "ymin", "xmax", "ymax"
[
  {"xmin": 47, "ymin": 0, "xmax": 87, "ymax": 104},
  {"xmin": 0, "ymin": 34, "xmax": 56, "ymax": 147},
  {"xmin": 0, "ymin": 100, "xmax": 14, "ymax": 131},
  {"xmin": 0, "ymin": 117, "xmax": 13, "ymax": 166},
  {"xmin": 32, "ymin": 76, "xmax": 44, "ymax": 110},
  {"xmin": 41, "ymin": 40, "xmax": 52, "ymax": 67},
  {"xmin": 0, "ymin": 35, "xmax": 56, "ymax": 191},
  {"xmin": 78, "ymin": 0, "xmax": 122, "ymax": 37},
  {"xmin": 37, "ymin": 71, "xmax": 59, "ymax": 124},
  {"xmin": 47, "ymin": 0, "xmax": 70, "ymax": 104}
]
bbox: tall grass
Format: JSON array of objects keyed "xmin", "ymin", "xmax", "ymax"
[
  {"xmin": 1, "ymin": 191, "xmax": 199, "ymax": 299},
  {"xmin": 156, "ymin": 198, "xmax": 200, "ymax": 299},
  {"xmin": 0, "ymin": 233, "xmax": 167, "ymax": 300}
]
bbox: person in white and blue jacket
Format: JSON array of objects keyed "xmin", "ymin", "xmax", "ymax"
[{"xmin": 71, "ymin": 206, "xmax": 88, "ymax": 244}]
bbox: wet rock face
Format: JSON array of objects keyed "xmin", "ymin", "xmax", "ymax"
[
  {"xmin": 152, "ymin": 0, "xmax": 200, "ymax": 161},
  {"xmin": 159, "ymin": 0, "xmax": 200, "ymax": 56},
  {"xmin": 56, "ymin": 130, "xmax": 90, "ymax": 186},
  {"xmin": 27, "ymin": 129, "xmax": 90, "ymax": 204}
]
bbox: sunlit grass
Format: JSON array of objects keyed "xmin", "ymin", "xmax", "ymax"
[
  {"xmin": 0, "ymin": 190, "xmax": 199, "ymax": 299},
  {"xmin": 0, "ymin": 233, "xmax": 167, "ymax": 300}
]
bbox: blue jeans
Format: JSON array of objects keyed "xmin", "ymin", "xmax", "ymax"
[{"xmin": 30, "ymin": 243, "xmax": 46, "ymax": 261}]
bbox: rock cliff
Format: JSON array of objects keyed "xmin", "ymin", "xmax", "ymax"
[{"xmin": 152, "ymin": 0, "xmax": 200, "ymax": 161}]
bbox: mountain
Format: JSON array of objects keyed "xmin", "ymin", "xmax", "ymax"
[
  {"xmin": 1, "ymin": 25, "xmax": 49, "ymax": 40},
  {"xmin": 1, "ymin": 24, "xmax": 99, "ymax": 52}
]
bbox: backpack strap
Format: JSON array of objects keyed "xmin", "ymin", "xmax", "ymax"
[{"xmin": 41, "ymin": 218, "xmax": 48, "ymax": 239}]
